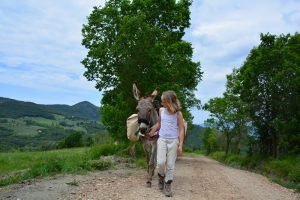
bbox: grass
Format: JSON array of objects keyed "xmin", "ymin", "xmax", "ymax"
[
  {"xmin": 0, "ymin": 148, "xmax": 88, "ymax": 173},
  {"xmin": 0, "ymin": 143, "xmax": 127, "ymax": 187}
]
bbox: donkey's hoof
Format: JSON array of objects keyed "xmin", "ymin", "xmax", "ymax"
[{"xmin": 146, "ymin": 181, "xmax": 152, "ymax": 187}]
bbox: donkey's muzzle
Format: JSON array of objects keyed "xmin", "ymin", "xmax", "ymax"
[
  {"xmin": 139, "ymin": 127, "xmax": 148, "ymax": 134},
  {"xmin": 138, "ymin": 118, "xmax": 149, "ymax": 125}
]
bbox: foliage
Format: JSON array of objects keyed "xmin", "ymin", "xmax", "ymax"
[
  {"xmin": 204, "ymin": 32, "xmax": 300, "ymax": 158},
  {"xmin": 209, "ymin": 151, "xmax": 226, "ymax": 161},
  {"xmin": 204, "ymin": 68, "xmax": 250, "ymax": 155},
  {"xmin": 202, "ymin": 127, "xmax": 220, "ymax": 154},
  {"xmin": 88, "ymin": 142, "xmax": 126, "ymax": 159},
  {"xmin": 82, "ymin": 0, "xmax": 202, "ymax": 141},
  {"xmin": 57, "ymin": 131, "xmax": 83, "ymax": 149},
  {"xmin": 264, "ymin": 156, "xmax": 300, "ymax": 183},
  {"xmin": 238, "ymin": 33, "xmax": 300, "ymax": 156}
]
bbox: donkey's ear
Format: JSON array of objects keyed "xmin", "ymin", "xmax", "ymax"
[
  {"xmin": 133, "ymin": 83, "xmax": 140, "ymax": 101},
  {"xmin": 151, "ymin": 88, "xmax": 158, "ymax": 99}
]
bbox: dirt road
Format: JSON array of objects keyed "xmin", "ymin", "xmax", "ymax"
[{"xmin": 0, "ymin": 155, "xmax": 299, "ymax": 200}]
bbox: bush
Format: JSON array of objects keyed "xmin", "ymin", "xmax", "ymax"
[
  {"xmin": 89, "ymin": 143, "xmax": 124, "ymax": 159},
  {"xmin": 210, "ymin": 151, "xmax": 226, "ymax": 161},
  {"xmin": 288, "ymin": 168, "xmax": 300, "ymax": 183},
  {"xmin": 264, "ymin": 160, "xmax": 292, "ymax": 178},
  {"xmin": 224, "ymin": 154, "xmax": 246, "ymax": 167},
  {"xmin": 57, "ymin": 131, "xmax": 83, "ymax": 149}
]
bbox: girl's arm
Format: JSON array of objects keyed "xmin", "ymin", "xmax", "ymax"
[
  {"xmin": 177, "ymin": 112, "xmax": 184, "ymax": 156},
  {"xmin": 148, "ymin": 108, "xmax": 161, "ymax": 136}
]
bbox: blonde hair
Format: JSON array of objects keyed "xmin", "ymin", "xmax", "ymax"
[{"xmin": 162, "ymin": 90, "xmax": 181, "ymax": 113}]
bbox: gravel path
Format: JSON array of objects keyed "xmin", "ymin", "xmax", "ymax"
[{"xmin": 0, "ymin": 155, "xmax": 299, "ymax": 200}]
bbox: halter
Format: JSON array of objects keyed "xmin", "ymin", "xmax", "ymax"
[
  {"xmin": 137, "ymin": 107, "xmax": 158, "ymax": 140},
  {"xmin": 138, "ymin": 117, "xmax": 149, "ymax": 125}
]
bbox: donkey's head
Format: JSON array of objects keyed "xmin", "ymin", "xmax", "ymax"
[{"xmin": 133, "ymin": 83, "xmax": 159, "ymax": 135}]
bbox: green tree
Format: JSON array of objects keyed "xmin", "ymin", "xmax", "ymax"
[
  {"xmin": 239, "ymin": 33, "xmax": 300, "ymax": 157},
  {"xmin": 57, "ymin": 131, "xmax": 83, "ymax": 149},
  {"xmin": 204, "ymin": 69, "xmax": 249, "ymax": 155},
  {"xmin": 82, "ymin": 0, "xmax": 202, "ymax": 140},
  {"xmin": 224, "ymin": 69, "xmax": 249, "ymax": 154},
  {"xmin": 204, "ymin": 98, "xmax": 234, "ymax": 155},
  {"xmin": 202, "ymin": 127, "xmax": 219, "ymax": 154}
]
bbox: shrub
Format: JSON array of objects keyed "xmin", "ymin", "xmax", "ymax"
[
  {"xmin": 89, "ymin": 143, "xmax": 123, "ymax": 159},
  {"xmin": 210, "ymin": 151, "xmax": 226, "ymax": 161},
  {"xmin": 288, "ymin": 167, "xmax": 300, "ymax": 183},
  {"xmin": 264, "ymin": 160, "xmax": 292, "ymax": 178},
  {"xmin": 57, "ymin": 131, "xmax": 83, "ymax": 149},
  {"xmin": 224, "ymin": 154, "xmax": 246, "ymax": 167}
]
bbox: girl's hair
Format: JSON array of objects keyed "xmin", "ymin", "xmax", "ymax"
[{"xmin": 162, "ymin": 90, "xmax": 181, "ymax": 113}]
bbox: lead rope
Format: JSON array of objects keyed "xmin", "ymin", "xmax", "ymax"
[{"xmin": 138, "ymin": 125, "xmax": 157, "ymax": 137}]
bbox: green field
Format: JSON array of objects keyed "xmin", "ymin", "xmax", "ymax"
[
  {"xmin": 0, "ymin": 143, "xmax": 127, "ymax": 187},
  {"xmin": 0, "ymin": 115, "xmax": 106, "ymax": 152},
  {"xmin": 0, "ymin": 148, "xmax": 89, "ymax": 174}
]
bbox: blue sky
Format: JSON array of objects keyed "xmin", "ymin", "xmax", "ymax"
[{"xmin": 0, "ymin": 0, "xmax": 299, "ymax": 124}]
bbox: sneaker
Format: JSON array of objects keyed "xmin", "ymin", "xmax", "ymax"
[{"xmin": 164, "ymin": 180, "xmax": 173, "ymax": 197}]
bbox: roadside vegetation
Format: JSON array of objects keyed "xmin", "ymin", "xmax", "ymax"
[{"xmin": 0, "ymin": 142, "xmax": 145, "ymax": 187}]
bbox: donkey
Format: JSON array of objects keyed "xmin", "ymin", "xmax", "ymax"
[{"xmin": 133, "ymin": 83, "xmax": 159, "ymax": 187}]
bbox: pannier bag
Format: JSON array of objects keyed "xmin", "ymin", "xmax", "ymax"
[{"xmin": 126, "ymin": 114, "xmax": 140, "ymax": 141}]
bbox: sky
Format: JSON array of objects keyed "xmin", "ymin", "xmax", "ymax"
[{"xmin": 0, "ymin": 0, "xmax": 299, "ymax": 125}]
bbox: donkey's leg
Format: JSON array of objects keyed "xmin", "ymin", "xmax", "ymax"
[
  {"xmin": 145, "ymin": 141, "xmax": 157, "ymax": 188},
  {"xmin": 143, "ymin": 142, "xmax": 152, "ymax": 187},
  {"xmin": 149, "ymin": 141, "xmax": 157, "ymax": 178}
]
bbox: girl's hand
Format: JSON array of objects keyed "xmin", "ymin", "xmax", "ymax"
[
  {"xmin": 177, "ymin": 145, "xmax": 183, "ymax": 156},
  {"xmin": 148, "ymin": 131, "xmax": 158, "ymax": 137}
]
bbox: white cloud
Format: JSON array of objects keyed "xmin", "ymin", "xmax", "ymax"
[
  {"xmin": 0, "ymin": 0, "xmax": 299, "ymax": 123},
  {"xmin": 185, "ymin": 0, "xmax": 300, "ymax": 123},
  {"xmin": 0, "ymin": 0, "xmax": 104, "ymax": 98}
]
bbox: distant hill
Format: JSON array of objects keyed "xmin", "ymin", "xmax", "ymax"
[
  {"xmin": 0, "ymin": 97, "xmax": 104, "ymax": 152},
  {"xmin": 0, "ymin": 97, "xmax": 100, "ymax": 121}
]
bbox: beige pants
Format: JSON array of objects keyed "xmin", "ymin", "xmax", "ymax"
[{"xmin": 156, "ymin": 137, "xmax": 178, "ymax": 182}]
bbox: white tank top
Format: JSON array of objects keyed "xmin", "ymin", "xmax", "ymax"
[{"xmin": 159, "ymin": 108, "xmax": 178, "ymax": 139}]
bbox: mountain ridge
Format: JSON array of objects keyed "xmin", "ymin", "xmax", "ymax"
[{"xmin": 0, "ymin": 97, "xmax": 100, "ymax": 121}]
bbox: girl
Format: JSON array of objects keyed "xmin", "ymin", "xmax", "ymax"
[{"xmin": 149, "ymin": 90, "xmax": 185, "ymax": 197}]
